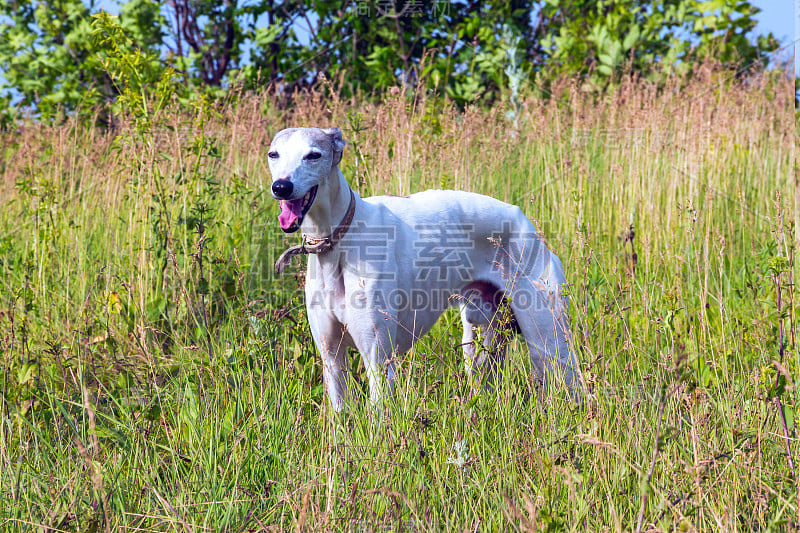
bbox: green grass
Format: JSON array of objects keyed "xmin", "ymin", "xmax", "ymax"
[{"xmin": 0, "ymin": 71, "xmax": 797, "ymax": 531}]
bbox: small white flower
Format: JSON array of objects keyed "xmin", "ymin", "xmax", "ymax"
[{"xmin": 447, "ymin": 440, "xmax": 470, "ymax": 468}]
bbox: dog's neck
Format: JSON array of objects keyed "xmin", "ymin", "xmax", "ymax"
[{"xmin": 300, "ymin": 166, "xmax": 355, "ymax": 239}]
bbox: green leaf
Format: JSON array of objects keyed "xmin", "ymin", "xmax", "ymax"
[
  {"xmin": 254, "ymin": 23, "xmax": 282, "ymax": 47},
  {"xmin": 597, "ymin": 64, "xmax": 614, "ymax": 77},
  {"xmin": 17, "ymin": 363, "xmax": 38, "ymax": 385},
  {"xmin": 623, "ymin": 25, "xmax": 640, "ymax": 51},
  {"xmin": 784, "ymin": 405, "xmax": 796, "ymax": 432},
  {"xmin": 697, "ymin": 0, "xmax": 725, "ymax": 12}
]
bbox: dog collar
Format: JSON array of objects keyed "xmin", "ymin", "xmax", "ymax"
[{"xmin": 274, "ymin": 188, "xmax": 356, "ymax": 275}]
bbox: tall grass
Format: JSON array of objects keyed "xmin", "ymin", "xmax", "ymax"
[{"xmin": 0, "ymin": 66, "xmax": 797, "ymax": 531}]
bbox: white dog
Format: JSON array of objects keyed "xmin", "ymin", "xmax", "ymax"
[{"xmin": 269, "ymin": 127, "xmax": 582, "ymax": 410}]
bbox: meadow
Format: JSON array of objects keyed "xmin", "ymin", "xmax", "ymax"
[{"xmin": 0, "ymin": 67, "xmax": 797, "ymax": 531}]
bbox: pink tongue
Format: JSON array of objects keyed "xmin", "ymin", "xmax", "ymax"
[{"xmin": 278, "ymin": 198, "xmax": 305, "ymax": 229}]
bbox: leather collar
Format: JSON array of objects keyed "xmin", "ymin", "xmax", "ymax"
[{"xmin": 274, "ymin": 188, "xmax": 356, "ymax": 275}]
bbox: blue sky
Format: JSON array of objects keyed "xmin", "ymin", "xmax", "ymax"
[
  {"xmin": 752, "ymin": 0, "xmax": 797, "ymax": 71},
  {"xmin": 754, "ymin": 0, "xmax": 794, "ymax": 45}
]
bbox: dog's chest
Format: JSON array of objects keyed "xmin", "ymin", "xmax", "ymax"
[
  {"xmin": 308, "ymin": 253, "xmax": 346, "ymax": 290},
  {"xmin": 305, "ymin": 254, "xmax": 350, "ymax": 318}
]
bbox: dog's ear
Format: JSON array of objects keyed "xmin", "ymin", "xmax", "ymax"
[{"xmin": 322, "ymin": 128, "xmax": 346, "ymax": 159}]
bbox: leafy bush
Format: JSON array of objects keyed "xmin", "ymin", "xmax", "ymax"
[{"xmin": 0, "ymin": 0, "xmax": 781, "ymax": 121}]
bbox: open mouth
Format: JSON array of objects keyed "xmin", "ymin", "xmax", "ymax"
[{"xmin": 278, "ymin": 185, "xmax": 318, "ymax": 233}]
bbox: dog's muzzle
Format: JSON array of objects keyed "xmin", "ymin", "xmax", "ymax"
[{"xmin": 276, "ymin": 185, "xmax": 318, "ymax": 233}]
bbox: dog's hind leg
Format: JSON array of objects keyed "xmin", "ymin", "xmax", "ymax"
[{"xmin": 507, "ymin": 257, "xmax": 583, "ymax": 401}]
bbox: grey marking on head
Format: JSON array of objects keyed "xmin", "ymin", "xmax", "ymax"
[
  {"xmin": 322, "ymin": 128, "xmax": 346, "ymax": 154},
  {"xmin": 271, "ymin": 127, "xmax": 347, "ymax": 157}
]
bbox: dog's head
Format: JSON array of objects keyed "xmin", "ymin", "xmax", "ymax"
[{"xmin": 268, "ymin": 127, "xmax": 346, "ymax": 233}]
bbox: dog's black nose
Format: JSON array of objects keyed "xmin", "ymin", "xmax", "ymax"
[{"xmin": 272, "ymin": 179, "xmax": 293, "ymax": 199}]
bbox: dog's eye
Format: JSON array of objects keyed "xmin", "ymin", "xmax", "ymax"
[
  {"xmin": 268, "ymin": 151, "xmax": 279, "ymax": 159},
  {"xmin": 304, "ymin": 152, "xmax": 321, "ymax": 161}
]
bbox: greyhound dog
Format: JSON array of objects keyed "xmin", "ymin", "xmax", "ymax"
[{"xmin": 269, "ymin": 127, "xmax": 582, "ymax": 411}]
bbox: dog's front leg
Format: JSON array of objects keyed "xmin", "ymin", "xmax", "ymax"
[
  {"xmin": 351, "ymin": 322, "xmax": 398, "ymax": 405},
  {"xmin": 321, "ymin": 341, "xmax": 350, "ymax": 412},
  {"xmin": 308, "ymin": 311, "xmax": 351, "ymax": 412}
]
